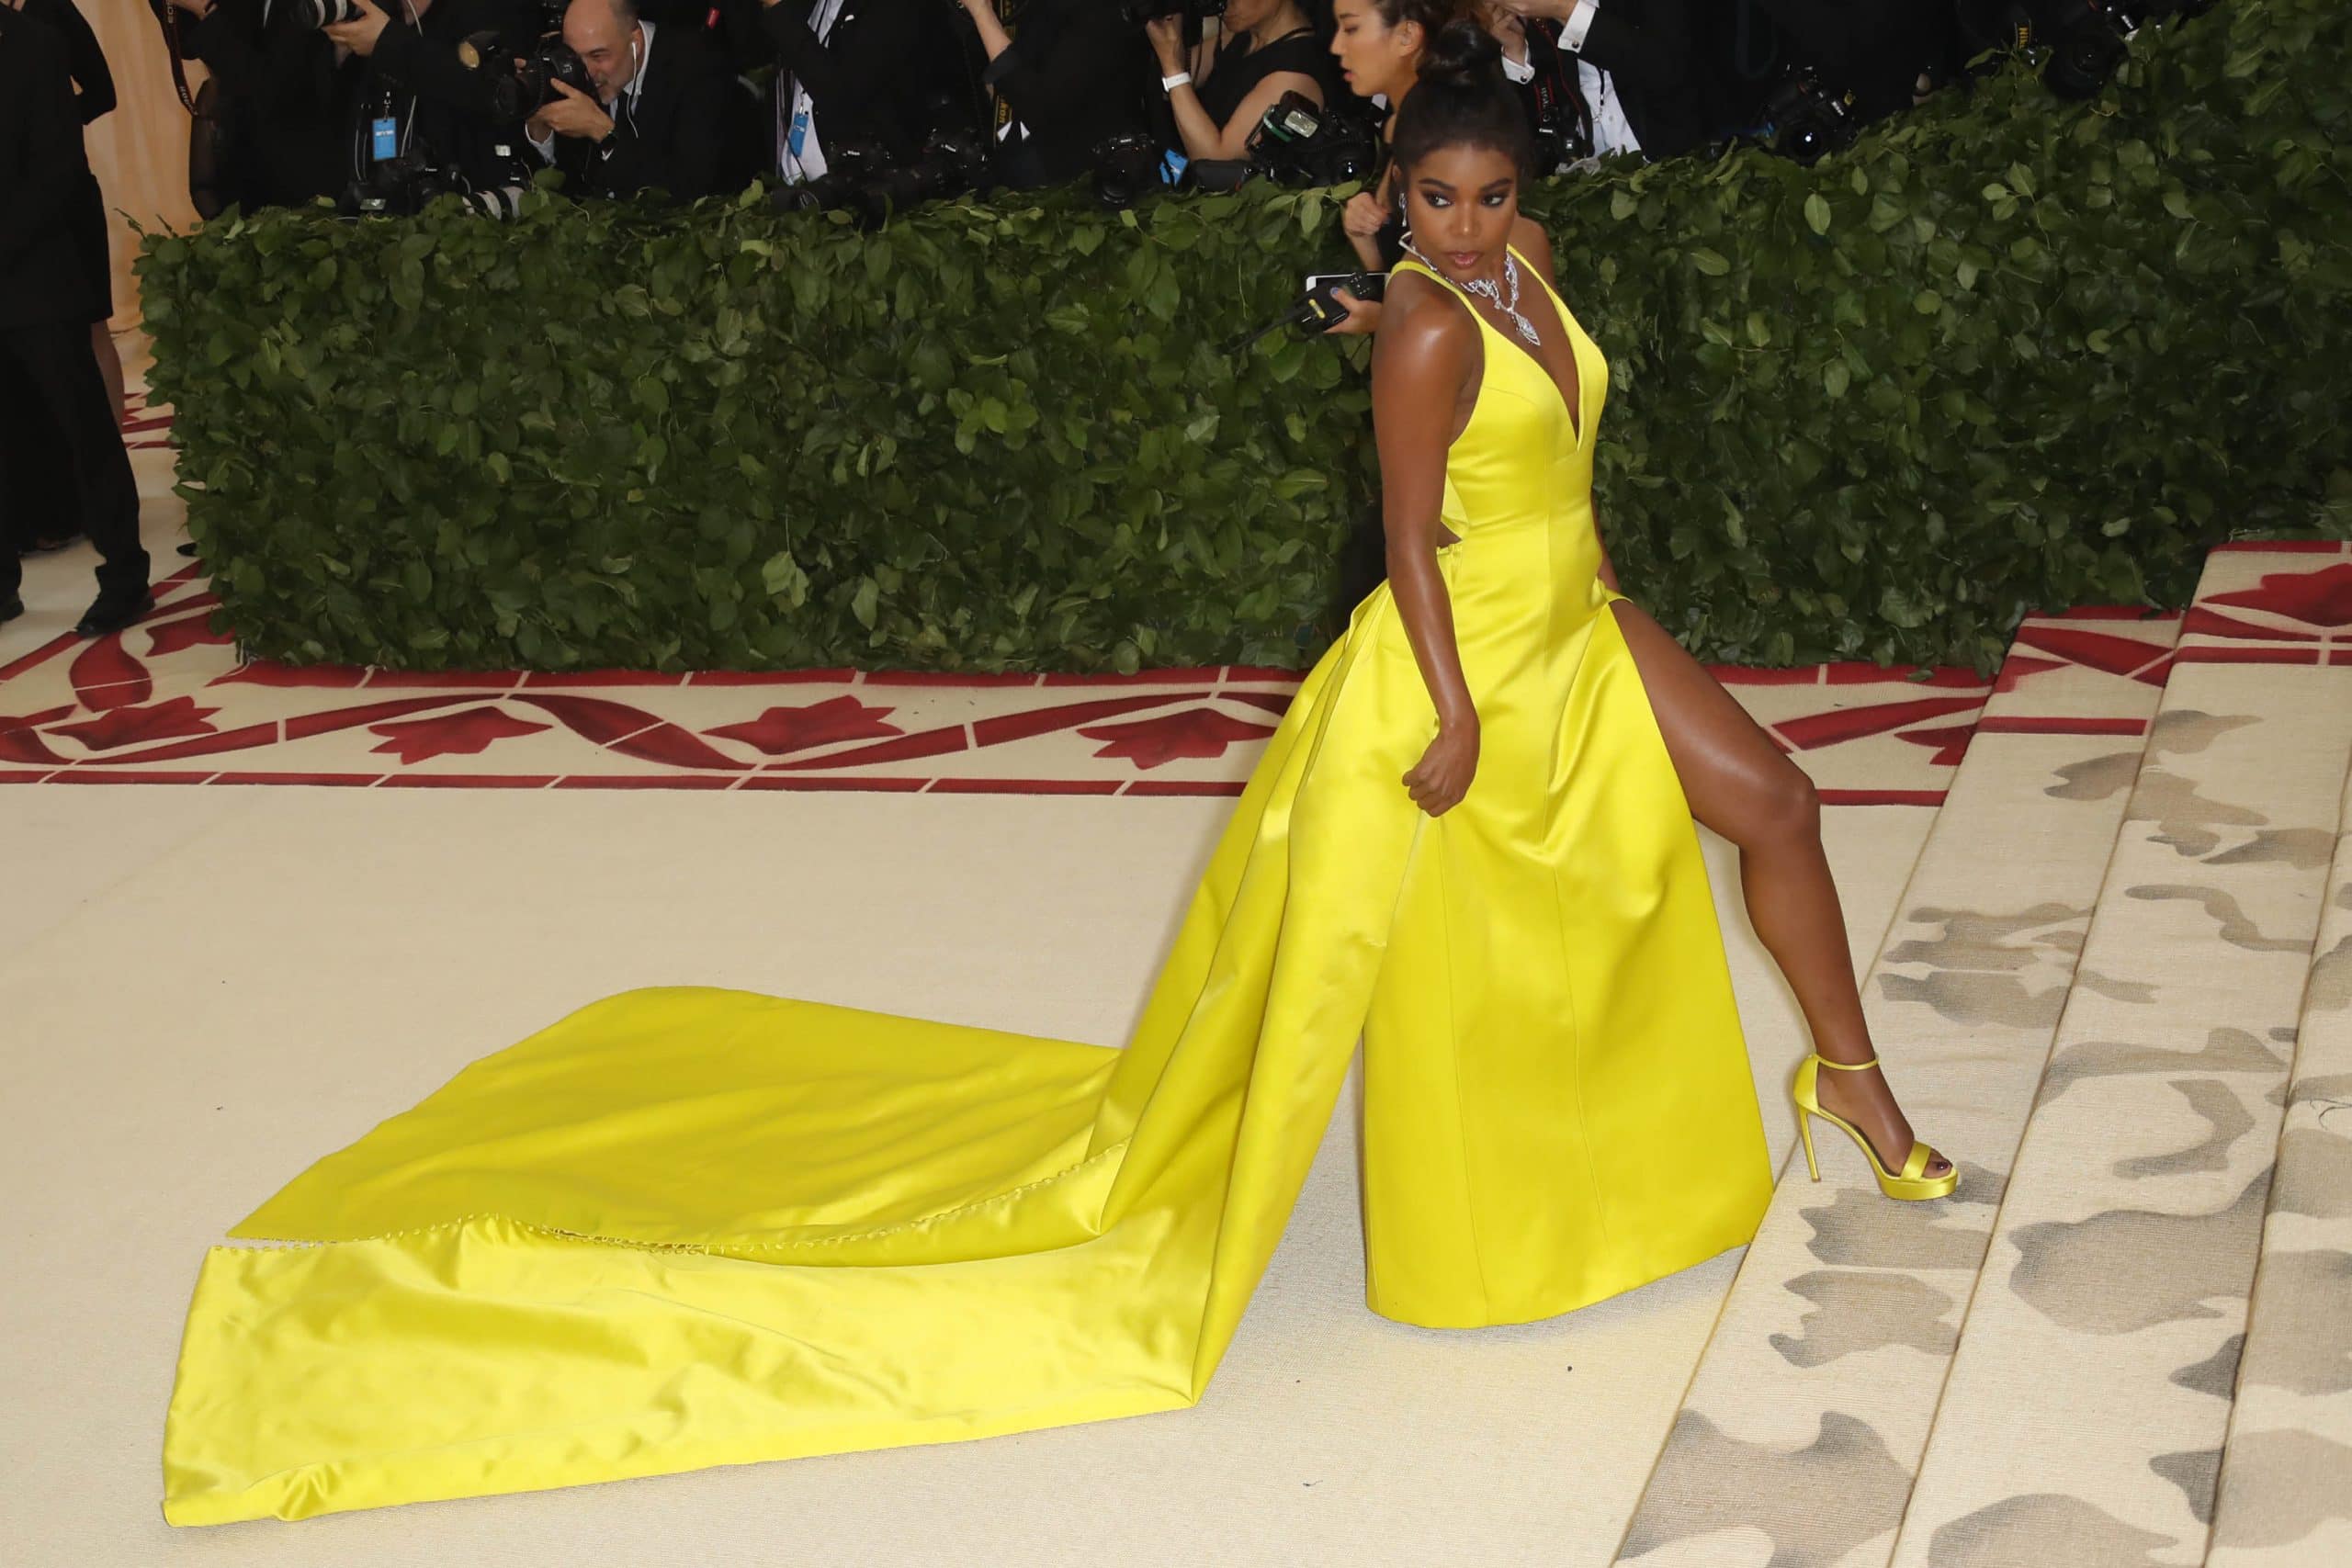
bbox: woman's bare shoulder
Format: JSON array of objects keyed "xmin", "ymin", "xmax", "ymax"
[
  {"xmin": 1373, "ymin": 270, "xmax": 1476, "ymax": 387},
  {"xmin": 1380, "ymin": 269, "xmax": 1471, "ymax": 344}
]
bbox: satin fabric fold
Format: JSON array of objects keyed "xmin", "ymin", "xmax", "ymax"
[{"xmin": 162, "ymin": 252, "xmax": 1771, "ymax": 1525}]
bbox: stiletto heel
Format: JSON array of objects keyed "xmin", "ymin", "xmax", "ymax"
[{"xmin": 1788, "ymin": 1053, "xmax": 1958, "ymax": 1201}]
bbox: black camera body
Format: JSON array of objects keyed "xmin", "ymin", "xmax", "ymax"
[
  {"xmin": 458, "ymin": 29, "xmax": 592, "ymax": 120},
  {"xmin": 1119, "ymin": 0, "xmax": 1221, "ymax": 26},
  {"xmin": 344, "ymin": 152, "xmax": 526, "ymax": 219},
  {"xmin": 1091, "ymin": 131, "xmax": 1172, "ymax": 209},
  {"xmin": 1249, "ymin": 92, "xmax": 1381, "ymax": 186},
  {"xmin": 773, "ymin": 114, "xmax": 991, "ymax": 228},
  {"xmin": 1757, "ymin": 67, "xmax": 1859, "ymax": 164},
  {"xmin": 2034, "ymin": 0, "xmax": 2144, "ymax": 99}
]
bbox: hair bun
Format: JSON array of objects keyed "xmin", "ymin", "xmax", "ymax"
[{"xmin": 1419, "ymin": 17, "xmax": 1504, "ymax": 93}]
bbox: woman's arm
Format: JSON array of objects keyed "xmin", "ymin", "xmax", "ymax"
[
  {"xmin": 957, "ymin": 0, "xmax": 1012, "ymax": 62},
  {"xmin": 1372, "ymin": 276, "xmax": 1481, "ymax": 815},
  {"xmin": 1151, "ymin": 35, "xmax": 1322, "ymax": 162}
]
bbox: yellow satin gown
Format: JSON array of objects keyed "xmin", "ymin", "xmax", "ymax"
[{"xmin": 161, "ymin": 249, "xmax": 1773, "ymax": 1525}]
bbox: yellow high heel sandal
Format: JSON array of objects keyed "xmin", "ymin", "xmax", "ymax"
[{"xmin": 1792, "ymin": 1053, "xmax": 1959, "ymax": 1201}]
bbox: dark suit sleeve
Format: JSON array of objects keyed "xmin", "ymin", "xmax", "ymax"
[
  {"xmin": 0, "ymin": 20, "xmax": 85, "ymax": 271},
  {"xmin": 981, "ymin": 3, "xmax": 1134, "ymax": 140},
  {"xmin": 759, "ymin": 0, "xmax": 898, "ymax": 118},
  {"xmin": 1576, "ymin": 0, "xmax": 1691, "ymax": 93}
]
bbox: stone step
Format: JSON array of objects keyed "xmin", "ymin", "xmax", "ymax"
[
  {"xmin": 1885, "ymin": 545, "xmax": 2352, "ymax": 1568},
  {"xmin": 2204, "ymin": 711, "xmax": 2352, "ymax": 1565},
  {"xmin": 1612, "ymin": 605, "xmax": 2182, "ymax": 1568}
]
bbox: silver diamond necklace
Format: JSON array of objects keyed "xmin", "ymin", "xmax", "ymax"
[{"xmin": 1408, "ymin": 242, "xmax": 1542, "ymax": 346}]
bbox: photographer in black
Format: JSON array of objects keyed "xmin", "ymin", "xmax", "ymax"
[
  {"xmin": 525, "ymin": 0, "xmax": 730, "ymax": 201},
  {"xmin": 320, "ymin": 0, "xmax": 545, "ymax": 199},
  {"xmin": 1, "ymin": 3, "xmax": 148, "ymax": 636},
  {"xmin": 1479, "ymin": 3, "xmax": 1593, "ymax": 174},
  {"xmin": 955, "ymin": 0, "xmax": 1155, "ymax": 189},
  {"xmin": 1148, "ymin": 0, "xmax": 1339, "ymax": 163},
  {"xmin": 1493, "ymin": 0, "xmax": 1706, "ymax": 160},
  {"xmin": 752, "ymin": 0, "xmax": 984, "ymax": 186},
  {"xmin": 153, "ymin": 0, "xmax": 369, "ymax": 210}
]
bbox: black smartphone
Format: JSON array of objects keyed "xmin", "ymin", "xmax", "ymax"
[{"xmin": 1300, "ymin": 270, "xmax": 1386, "ymax": 330}]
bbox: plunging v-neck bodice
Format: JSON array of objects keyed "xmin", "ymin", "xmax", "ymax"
[
  {"xmin": 1400, "ymin": 243, "xmax": 1591, "ymax": 452},
  {"xmin": 1388, "ymin": 246, "xmax": 1613, "ymax": 577}
]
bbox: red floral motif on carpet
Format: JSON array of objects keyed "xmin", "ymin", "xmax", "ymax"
[
  {"xmin": 51, "ymin": 695, "xmax": 223, "ymax": 752},
  {"xmin": 1078, "ymin": 708, "xmax": 1281, "ymax": 770},
  {"xmin": 368, "ymin": 706, "xmax": 552, "ymax": 764},
  {"xmin": 707, "ymin": 696, "xmax": 905, "ymax": 756}
]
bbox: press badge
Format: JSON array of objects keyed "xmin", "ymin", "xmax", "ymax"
[{"xmin": 371, "ymin": 118, "xmax": 399, "ymax": 161}]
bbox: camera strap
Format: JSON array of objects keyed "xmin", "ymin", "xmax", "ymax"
[
  {"xmin": 989, "ymin": 0, "xmax": 1026, "ymax": 142},
  {"xmin": 155, "ymin": 2, "xmax": 199, "ymax": 115}
]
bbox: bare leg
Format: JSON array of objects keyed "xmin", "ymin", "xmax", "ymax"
[
  {"xmin": 1605, "ymin": 600, "xmax": 1951, "ymax": 1179},
  {"xmin": 91, "ymin": 323, "xmax": 125, "ymax": 425}
]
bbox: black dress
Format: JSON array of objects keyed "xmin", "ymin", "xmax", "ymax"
[
  {"xmin": 19, "ymin": 0, "xmax": 112, "ymax": 322},
  {"xmin": 1194, "ymin": 26, "xmax": 1335, "ymax": 131}
]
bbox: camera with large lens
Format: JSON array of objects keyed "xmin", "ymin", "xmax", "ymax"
[
  {"xmin": 344, "ymin": 140, "xmax": 534, "ymax": 220},
  {"xmin": 345, "ymin": 152, "xmax": 464, "ymax": 217},
  {"xmin": 458, "ymin": 29, "xmax": 593, "ymax": 120},
  {"xmin": 773, "ymin": 107, "xmax": 990, "ymax": 228},
  {"xmin": 299, "ymin": 0, "xmax": 367, "ymax": 26},
  {"xmin": 2034, "ymin": 0, "xmax": 2144, "ymax": 99},
  {"xmin": 1248, "ymin": 91, "xmax": 1380, "ymax": 186},
  {"xmin": 1755, "ymin": 66, "xmax": 1858, "ymax": 164},
  {"xmin": 1119, "ymin": 0, "xmax": 1221, "ymax": 26},
  {"xmin": 1090, "ymin": 131, "xmax": 1183, "ymax": 209}
]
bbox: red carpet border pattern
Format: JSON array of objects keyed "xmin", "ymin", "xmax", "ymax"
[{"xmin": 0, "ymin": 570, "xmax": 2195, "ymax": 797}]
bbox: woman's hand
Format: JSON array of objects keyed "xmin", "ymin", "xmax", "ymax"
[
  {"xmin": 322, "ymin": 0, "xmax": 390, "ymax": 56},
  {"xmin": 1144, "ymin": 15, "xmax": 1187, "ymax": 73},
  {"xmin": 1403, "ymin": 716, "xmax": 1478, "ymax": 817},
  {"xmin": 1342, "ymin": 192, "xmax": 1389, "ymax": 272},
  {"xmin": 1322, "ymin": 288, "xmax": 1383, "ymax": 336}
]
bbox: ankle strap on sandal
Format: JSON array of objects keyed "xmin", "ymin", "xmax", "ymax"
[{"xmin": 1815, "ymin": 1054, "xmax": 1881, "ymax": 1071}]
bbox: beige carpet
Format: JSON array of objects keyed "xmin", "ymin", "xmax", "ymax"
[{"xmin": 0, "ymin": 777, "xmax": 1935, "ymax": 1568}]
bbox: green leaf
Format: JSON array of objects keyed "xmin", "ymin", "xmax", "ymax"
[
  {"xmin": 759, "ymin": 548, "xmax": 808, "ymax": 604},
  {"xmin": 1803, "ymin": 194, "xmax": 1832, "ymax": 235}
]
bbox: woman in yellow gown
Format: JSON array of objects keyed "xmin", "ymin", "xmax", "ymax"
[{"xmin": 161, "ymin": 24, "xmax": 1952, "ymax": 1526}]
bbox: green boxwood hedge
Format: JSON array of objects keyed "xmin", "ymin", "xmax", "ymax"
[{"xmin": 140, "ymin": 0, "xmax": 2350, "ymax": 675}]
